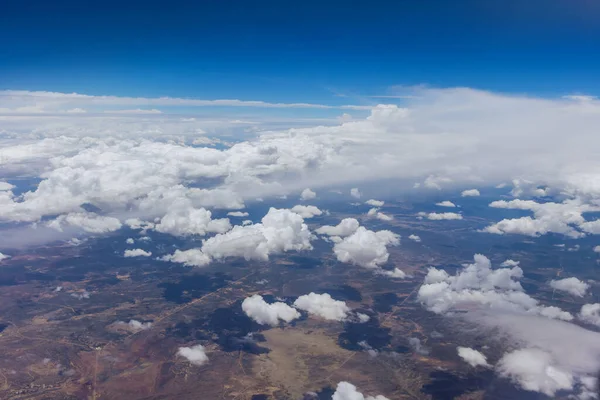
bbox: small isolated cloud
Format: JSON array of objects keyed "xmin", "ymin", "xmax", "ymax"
[
  {"xmin": 293, "ymin": 292, "xmax": 350, "ymax": 321},
  {"xmin": 365, "ymin": 199, "xmax": 384, "ymax": 207},
  {"xmin": 332, "ymin": 381, "xmax": 390, "ymax": 400},
  {"xmin": 418, "ymin": 212, "xmax": 463, "ymax": 220},
  {"xmin": 496, "ymin": 348, "xmax": 573, "ymax": 397},
  {"xmin": 0, "ymin": 252, "xmax": 10, "ymax": 261},
  {"xmin": 333, "ymin": 226, "xmax": 400, "ymax": 269},
  {"xmin": 162, "ymin": 248, "xmax": 211, "ymax": 267},
  {"xmin": 300, "ymin": 188, "xmax": 316, "ymax": 200},
  {"xmin": 500, "ymin": 259, "xmax": 519, "ymax": 267},
  {"xmin": 124, "ymin": 248, "xmax": 152, "ymax": 257},
  {"xmin": 241, "ymin": 294, "xmax": 300, "ymax": 326},
  {"xmin": 377, "ymin": 268, "xmax": 407, "ymax": 279},
  {"xmin": 227, "ymin": 211, "xmax": 249, "ymax": 218},
  {"xmin": 290, "ymin": 205, "xmax": 323, "ymax": 218},
  {"xmin": 177, "ymin": 344, "xmax": 209, "ymax": 366},
  {"xmin": 71, "ymin": 290, "xmax": 90, "ymax": 300},
  {"xmin": 550, "ymin": 277, "xmax": 589, "ymax": 297},
  {"xmin": 316, "ymin": 218, "xmax": 360, "ymax": 237},
  {"xmin": 593, "ymin": 245, "xmax": 600, "ymax": 253},
  {"xmin": 579, "ymin": 303, "xmax": 600, "ymax": 327},
  {"xmin": 457, "ymin": 347, "xmax": 490, "ymax": 367},
  {"xmin": 154, "ymin": 205, "xmax": 231, "ymax": 237},
  {"xmin": 116, "ymin": 319, "xmax": 152, "ymax": 331},
  {"xmin": 367, "ymin": 207, "xmax": 393, "ymax": 221},
  {"xmin": 436, "ymin": 200, "xmax": 456, "ymax": 207},
  {"xmin": 461, "ymin": 189, "xmax": 480, "ymax": 197},
  {"xmin": 408, "ymin": 234, "xmax": 421, "ymax": 242},
  {"xmin": 409, "ymin": 337, "xmax": 429, "ymax": 355},
  {"xmin": 350, "ymin": 188, "xmax": 362, "ymax": 199},
  {"xmin": 125, "ymin": 238, "xmax": 134, "ymax": 244}
]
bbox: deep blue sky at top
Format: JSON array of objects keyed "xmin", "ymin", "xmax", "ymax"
[{"xmin": 2, "ymin": 0, "xmax": 600, "ymax": 102}]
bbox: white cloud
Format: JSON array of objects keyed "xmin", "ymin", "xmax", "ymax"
[
  {"xmin": 241, "ymin": 294, "xmax": 300, "ymax": 326},
  {"xmin": 500, "ymin": 259, "xmax": 519, "ymax": 267},
  {"xmin": 116, "ymin": 319, "xmax": 152, "ymax": 331},
  {"xmin": 0, "ymin": 182, "xmax": 15, "ymax": 191},
  {"xmin": 300, "ymin": 188, "xmax": 317, "ymax": 200},
  {"xmin": 124, "ymin": 248, "xmax": 152, "ymax": 257},
  {"xmin": 47, "ymin": 212, "xmax": 122, "ymax": 233},
  {"xmin": 418, "ymin": 212, "xmax": 463, "ymax": 220},
  {"xmin": 290, "ymin": 205, "xmax": 323, "ymax": 218},
  {"xmin": 457, "ymin": 347, "xmax": 490, "ymax": 368},
  {"xmin": 125, "ymin": 238, "xmax": 134, "ymax": 244},
  {"xmin": 332, "ymin": 381, "xmax": 390, "ymax": 400},
  {"xmin": 594, "ymin": 245, "xmax": 600, "ymax": 253},
  {"xmin": 377, "ymin": 268, "xmax": 407, "ymax": 279},
  {"xmin": 579, "ymin": 303, "xmax": 600, "ymax": 327},
  {"xmin": 350, "ymin": 188, "xmax": 362, "ymax": 199},
  {"xmin": 408, "ymin": 234, "xmax": 421, "ymax": 242},
  {"xmin": 315, "ymin": 218, "xmax": 360, "ymax": 237},
  {"xmin": 417, "ymin": 254, "xmax": 573, "ymax": 320},
  {"xmin": 154, "ymin": 203, "xmax": 231, "ymax": 237},
  {"xmin": 177, "ymin": 344, "xmax": 209, "ymax": 366},
  {"xmin": 0, "ymin": 252, "xmax": 10, "ymax": 261},
  {"xmin": 550, "ymin": 277, "xmax": 590, "ymax": 297},
  {"xmin": 496, "ymin": 348, "xmax": 574, "ymax": 397},
  {"xmin": 227, "ymin": 211, "xmax": 249, "ymax": 217},
  {"xmin": 333, "ymin": 227, "xmax": 400, "ymax": 269},
  {"xmin": 293, "ymin": 292, "xmax": 350, "ymax": 321},
  {"xmin": 461, "ymin": 189, "xmax": 480, "ymax": 197},
  {"xmin": 109, "ymin": 109, "xmax": 162, "ymax": 114},
  {"xmin": 365, "ymin": 199, "xmax": 384, "ymax": 207},
  {"xmin": 436, "ymin": 200, "xmax": 456, "ymax": 207},
  {"xmin": 163, "ymin": 208, "xmax": 312, "ymax": 267},
  {"xmin": 367, "ymin": 207, "xmax": 393, "ymax": 221},
  {"xmin": 71, "ymin": 290, "xmax": 90, "ymax": 300}
]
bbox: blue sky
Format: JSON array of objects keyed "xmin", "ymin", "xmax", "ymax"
[{"xmin": 2, "ymin": 0, "xmax": 600, "ymax": 102}]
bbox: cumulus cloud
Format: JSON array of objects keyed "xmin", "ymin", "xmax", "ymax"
[
  {"xmin": 315, "ymin": 218, "xmax": 360, "ymax": 237},
  {"xmin": 162, "ymin": 208, "xmax": 312, "ymax": 267},
  {"xmin": 461, "ymin": 189, "xmax": 480, "ymax": 197},
  {"xmin": 0, "ymin": 252, "xmax": 10, "ymax": 261},
  {"xmin": 177, "ymin": 344, "xmax": 209, "ymax": 366},
  {"xmin": 290, "ymin": 205, "xmax": 323, "ymax": 218},
  {"xmin": 124, "ymin": 248, "xmax": 152, "ymax": 257},
  {"xmin": 457, "ymin": 347, "xmax": 490, "ymax": 367},
  {"xmin": 594, "ymin": 246, "xmax": 600, "ymax": 253},
  {"xmin": 153, "ymin": 203, "xmax": 231, "ymax": 237},
  {"xmin": 500, "ymin": 259, "xmax": 519, "ymax": 267},
  {"xmin": 418, "ymin": 212, "xmax": 463, "ymax": 220},
  {"xmin": 293, "ymin": 292, "xmax": 350, "ymax": 321},
  {"xmin": 365, "ymin": 199, "xmax": 384, "ymax": 207},
  {"xmin": 484, "ymin": 199, "xmax": 599, "ymax": 238},
  {"xmin": 242, "ymin": 295, "xmax": 301, "ymax": 326},
  {"xmin": 417, "ymin": 254, "xmax": 573, "ymax": 320},
  {"xmin": 0, "ymin": 182, "xmax": 15, "ymax": 191},
  {"xmin": 125, "ymin": 238, "xmax": 134, "ymax": 244},
  {"xmin": 550, "ymin": 277, "xmax": 590, "ymax": 297},
  {"xmin": 350, "ymin": 188, "xmax": 362, "ymax": 199},
  {"xmin": 367, "ymin": 207, "xmax": 393, "ymax": 221},
  {"xmin": 47, "ymin": 212, "xmax": 122, "ymax": 233},
  {"xmin": 71, "ymin": 290, "xmax": 90, "ymax": 300},
  {"xmin": 408, "ymin": 234, "xmax": 421, "ymax": 242},
  {"xmin": 227, "ymin": 211, "xmax": 249, "ymax": 217},
  {"xmin": 332, "ymin": 381, "xmax": 390, "ymax": 400},
  {"xmin": 579, "ymin": 303, "xmax": 600, "ymax": 327},
  {"xmin": 300, "ymin": 188, "xmax": 316, "ymax": 200},
  {"xmin": 436, "ymin": 201, "xmax": 456, "ymax": 207},
  {"xmin": 115, "ymin": 319, "xmax": 152, "ymax": 331},
  {"xmin": 333, "ymin": 227, "xmax": 400, "ymax": 269}
]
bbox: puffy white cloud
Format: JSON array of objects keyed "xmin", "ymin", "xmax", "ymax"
[
  {"xmin": 496, "ymin": 348, "xmax": 574, "ymax": 397},
  {"xmin": 350, "ymin": 188, "xmax": 362, "ymax": 199},
  {"xmin": 290, "ymin": 205, "xmax": 323, "ymax": 218},
  {"xmin": 162, "ymin": 208, "xmax": 312, "ymax": 267},
  {"xmin": 550, "ymin": 277, "xmax": 589, "ymax": 297},
  {"xmin": 436, "ymin": 200, "xmax": 456, "ymax": 207},
  {"xmin": 332, "ymin": 381, "xmax": 390, "ymax": 400},
  {"xmin": 177, "ymin": 344, "xmax": 209, "ymax": 366},
  {"xmin": 125, "ymin": 238, "xmax": 134, "ymax": 244},
  {"xmin": 241, "ymin": 294, "xmax": 300, "ymax": 326},
  {"xmin": 71, "ymin": 290, "xmax": 90, "ymax": 300},
  {"xmin": 418, "ymin": 212, "xmax": 463, "ymax": 220},
  {"xmin": 579, "ymin": 303, "xmax": 600, "ymax": 327},
  {"xmin": 365, "ymin": 199, "xmax": 384, "ymax": 207},
  {"xmin": 300, "ymin": 188, "xmax": 316, "ymax": 200},
  {"xmin": 333, "ymin": 227, "xmax": 400, "ymax": 269},
  {"xmin": 47, "ymin": 212, "xmax": 122, "ymax": 233},
  {"xmin": 315, "ymin": 218, "xmax": 360, "ymax": 237},
  {"xmin": 154, "ymin": 203, "xmax": 231, "ymax": 237},
  {"xmin": 367, "ymin": 207, "xmax": 393, "ymax": 221},
  {"xmin": 377, "ymin": 268, "xmax": 407, "ymax": 279},
  {"xmin": 0, "ymin": 252, "xmax": 10, "ymax": 261},
  {"xmin": 417, "ymin": 254, "xmax": 573, "ymax": 320},
  {"xmin": 227, "ymin": 211, "xmax": 249, "ymax": 217},
  {"xmin": 484, "ymin": 199, "xmax": 600, "ymax": 238},
  {"xmin": 593, "ymin": 245, "xmax": 600, "ymax": 253},
  {"xmin": 293, "ymin": 292, "xmax": 350, "ymax": 321},
  {"xmin": 124, "ymin": 248, "xmax": 152, "ymax": 257},
  {"xmin": 0, "ymin": 182, "xmax": 15, "ymax": 191},
  {"xmin": 457, "ymin": 347, "xmax": 490, "ymax": 367},
  {"xmin": 461, "ymin": 189, "xmax": 480, "ymax": 197},
  {"xmin": 408, "ymin": 234, "xmax": 421, "ymax": 242},
  {"xmin": 116, "ymin": 319, "xmax": 152, "ymax": 331}
]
